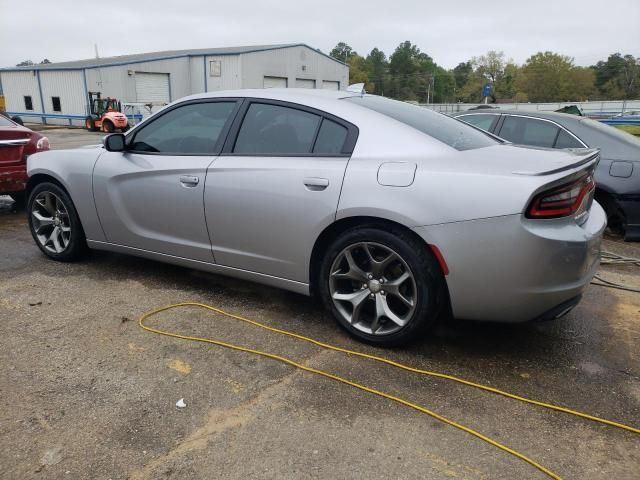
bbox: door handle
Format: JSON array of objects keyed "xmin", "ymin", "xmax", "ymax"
[
  {"xmin": 303, "ymin": 177, "xmax": 329, "ymax": 191},
  {"xmin": 179, "ymin": 175, "xmax": 199, "ymax": 187}
]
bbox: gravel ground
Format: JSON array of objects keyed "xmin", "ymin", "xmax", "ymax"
[{"xmin": 0, "ymin": 128, "xmax": 638, "ymax": 480}]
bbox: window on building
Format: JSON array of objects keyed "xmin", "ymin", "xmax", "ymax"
[
  {"xmin": 129, "ymin": 101, "xmax": 237, "ymax": 154},
  {"xmin": 24, "ymin": 96, "xmax": 33, "ymax": 111},
  {"xmin": 51, "ymin": 97, "xmax": 61, "ymax": 112},
  {"xmin": 233, "ymin": 103, "xmax": 322, "ymax": 155}
]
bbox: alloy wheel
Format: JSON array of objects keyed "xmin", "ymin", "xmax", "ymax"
[
  {"xmin": 31, "ymin": 191, "xmax": 72, "ymax": 254},
  {"xmin": 329, "ymin": 242, "xmax": 417, "ymax": 335}
]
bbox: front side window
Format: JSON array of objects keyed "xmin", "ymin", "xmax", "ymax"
[
  {"xmin": 24, "ymin": 96, "xmax": 33, "ymax": 111},
  {"xmin": 458, "ymin": 114, "xmax": 497, "ymax": 132},
  {"xmin": 51, "ymin": 97, "xmax": 61, "ymax": 112},
  {"xmin": 129, "ymin": 101, "xmax": 237, "ymax": 154},
  {"xmin": 234, "ymin": 103, "xmax": 321, "ymax": 155},
  {"xmin": 346, "ymin": 96, "xmax": 496, "ymax": 151},
  {"xmin": 499, "ymin": 116, "xmax": 559, "ymax": 148}
]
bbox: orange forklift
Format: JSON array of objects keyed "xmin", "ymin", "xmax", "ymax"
[{"xmin": 85, "ymin": 92, "xmax": 129, "ymax": 133}]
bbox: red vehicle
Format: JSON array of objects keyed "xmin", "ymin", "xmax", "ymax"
[{"xmin": 0, "ymin": 115, "xmax": 49, "ymax": 204}]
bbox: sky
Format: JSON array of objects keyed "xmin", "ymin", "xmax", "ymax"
[{"xmin": 1, "ymin": 0, "xmax": 639, "ymax": 69}]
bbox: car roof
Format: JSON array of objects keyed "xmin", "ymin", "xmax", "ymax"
[{"xmin": 180, "ymin": 88, "xmax": 361, "ymax": 104}]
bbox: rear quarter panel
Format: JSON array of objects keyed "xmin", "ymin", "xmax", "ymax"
[{"xmin": 27, "ymin": 148, "xmax": 106, "ymax": 241}]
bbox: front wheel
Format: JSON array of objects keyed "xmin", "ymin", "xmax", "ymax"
[
  {"xmin": 102, "ymin": 120, "xmax": 114, "ymax": 133},
  {"xmin": 27, "ymin": 182, "xmax": 88, "ymax": 261},
  {"xmin": 319, "ymin": 227, "xmax": 447, "ymax": 346}
]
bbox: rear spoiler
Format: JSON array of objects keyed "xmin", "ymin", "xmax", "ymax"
[{"xmin": 512, "ymin": 148, "xmax": 599, "ymax": 176}]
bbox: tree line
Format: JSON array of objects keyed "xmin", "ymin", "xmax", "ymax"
[{"xmin": 329, "ymin": 41, "xmax": 640, "ymax": 104}]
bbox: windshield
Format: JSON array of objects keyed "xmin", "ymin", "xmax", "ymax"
[{"xmin": 345, "ymin": 95, "xmax": 498, "ymax": 151}]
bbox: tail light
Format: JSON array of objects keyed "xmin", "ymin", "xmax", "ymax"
[
  {"xmin": 526, "ymin": 174, "xmax": 595, "ymax": 219},
  {"xmin": 36, "ymin": 136, "xmax": 50, "ymax": 151}
]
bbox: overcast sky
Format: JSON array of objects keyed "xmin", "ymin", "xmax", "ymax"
[{"xmin": 1, "ymin": 0, "xmax": 638, "ymax": 69}]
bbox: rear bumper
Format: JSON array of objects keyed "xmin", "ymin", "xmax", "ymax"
[
  {"xmin": 0, "ymin": 167, "xmax": 28, "ymax": 195},
  {"xmin": 413, "ymin": 202, "xmax": 606, "ymax": 323}
]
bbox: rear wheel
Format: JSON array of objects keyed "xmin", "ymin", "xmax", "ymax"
[
  {"xmin": 102, "ymin": 120, "xmax": 114, "ymax": 133},
  {"xmin": 319, "ymin": 227, "xmax": 446, "ymax": 346},
  {"xmin": 85, "ymin": 116, "xmax": 98, "ymax": 132},
  {"xmin": 27, "ymin": 182, "xmax": 87, "ymax": 261}
]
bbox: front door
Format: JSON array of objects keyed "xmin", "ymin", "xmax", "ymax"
[
  {"xmin": 93, "ymin": 99, "xmax": 240, "ymax": 262},
  {"xmin": 204, "ymin": 100, "xmax": 357, "ymax": 282}
]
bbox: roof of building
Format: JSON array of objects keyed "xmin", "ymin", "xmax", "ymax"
[{"xmin": 1, "ymin": 43, "xmax": 346, "ymax": 71}]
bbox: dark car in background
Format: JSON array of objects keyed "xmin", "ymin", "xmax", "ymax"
[
  {"xmin": 0, "ymin": 115, "xmax": 49, "ymax": 204},
  {"xmin": 453, "ymin": 110, "xmax": 640, "ymax": 241}
]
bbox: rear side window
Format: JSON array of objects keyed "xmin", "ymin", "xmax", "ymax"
[
  {"xmin": 345, "ymin": 96, "xmax": 497, "ymax": 151},
  {"xmin": 458, "ymin": 114, "xmax": 496, "ymax": 132},
  {"xmin": 234, "ymin": 103, "xmax": 321, "ymax": 155},
  {"xmin": 313, "ymin": 119, "xmax": 348, "ymax": 154},
  {"xmin": 129, "ymin": 101, "xmax": 237, "ymax": 154},
  {"xmin": 554, "ymin": 129, "xmax": 584, "ymax": 149},
  {"xmin": 499, "ymin": 116, "xmax": 559, "ymax": 148}
]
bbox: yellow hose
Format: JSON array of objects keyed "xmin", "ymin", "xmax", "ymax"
[{"xmin": 138, "ymin": 302, "xmax": 640, "ymax": 480}]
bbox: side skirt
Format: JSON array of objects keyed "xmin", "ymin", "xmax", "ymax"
[{"xmin": 86, "ymin": 240, "xmax": 310, "ymax": 296}]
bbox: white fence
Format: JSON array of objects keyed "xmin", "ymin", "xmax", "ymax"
[{"xmin": 420, "ymin": 100, "xmax": 640, "ymax": 116}]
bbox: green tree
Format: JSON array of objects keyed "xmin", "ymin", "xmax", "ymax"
[
  {"xmin": 520, "ymin": 52, "xmax": 595, "ymax": 102},
  {"xmin": 366, "ymin": 48, "xmax": 388, "ymax": 95},
  {"xmin": 592, "ymin": 53, "xmax": 640, "ymax": 99},
  {"xmin": 453, "ymin": 62, "xmax": 472, "ymax": 90},
  {"xmin": 346, "ymin": 54, "xmax": 372, "ymax": 90},
  {"xmin": 330, "ymin": 42, "xmax": 357, "ymax": 63}
]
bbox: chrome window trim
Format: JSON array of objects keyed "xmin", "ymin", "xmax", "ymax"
[{"xmin": 499, "ymin": 114, "xmax": 588, "ymax": 148}]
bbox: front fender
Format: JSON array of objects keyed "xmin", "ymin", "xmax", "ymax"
[{"xmin": 27, "ymin": 149, "xmax": 106, "ymax": 242}]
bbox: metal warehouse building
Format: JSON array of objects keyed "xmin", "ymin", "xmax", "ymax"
[{"xmin": 0, "ymin": 43, "xmax": 349, "ymax": 126}]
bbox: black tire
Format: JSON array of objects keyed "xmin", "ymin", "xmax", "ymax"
[
  {"xmin": 319, "ymin": 226, "xmax": 447, "ymax": 346},
  {"xmin": 121, "ymin": 124, "xmax": 130, "ymax": 133},
  {"xmin": 595, "ymin": 190, "xmax": 626, "ymax": 236},
  {"xmin": 102, "ymin": 120, "xmax": 114, "ymax": 133},
  {"xmin": 9, "ymin": 191, "xmax": 26, "ymax": 207},
  {"xmin": 85, "ymin": 116, "xmax": 97, "ymax": 132},
  {"xmin": 11, "ymin": 116, "xmax": 24, "ymax": 126},
  {"xmin": 27, "ymin": 182, "xmax": 88, "ymax": 262}
]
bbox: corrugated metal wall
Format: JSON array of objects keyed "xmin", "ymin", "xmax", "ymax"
[
  {"xmin": 0, "ymin": 70, "xmax": 43, "ymax": 115},
  {"xmin": 39, "ymin": 70, "xmax": 86, "ymax": 125},
  {"xmin": 204, "ymin": 55, "xmax": 242, "ymax": 91},
  {"xmin": 0, "ymin": 46, "xmax": 349, "ymax": 125},
  {"xmin": 85, "ymin": 57, "xmax": 191, "ymax": 104},
  {"xmin": 240, "ymin": 46, "xmax": 348, "ymax": 90}
]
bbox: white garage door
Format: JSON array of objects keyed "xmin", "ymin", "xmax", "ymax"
[
  {"xmin": 263, "ymin": 76, "xmax": 287, "ymax": 88},
  {"xmin": 295, "ymin": 79, "xmax": 315, "ymax": 89},
  {"xmin": 322, "ymin": 81, "xmax": 340, "ymax": 90},
  {"xmin": 135, "ymin": 73, "xmax": 170, "ymax": 104}
]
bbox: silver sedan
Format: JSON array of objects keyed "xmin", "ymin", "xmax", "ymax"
[{"xmin": 26, "ymin": 89, "xmax": 606, "ymax": 345}]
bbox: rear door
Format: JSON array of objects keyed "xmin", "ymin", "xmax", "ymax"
[
  {"xmin": 93, "ymin": 99, "xmax": 241, "ymax": 262},
  {"xmin": 204, "ymin": 100, "xmax": 358, "ymax": 282}
]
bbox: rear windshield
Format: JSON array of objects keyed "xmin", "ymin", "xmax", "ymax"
[{"xmin": 345, "ymin": 95, "xmax": 497, "ymax": 151}]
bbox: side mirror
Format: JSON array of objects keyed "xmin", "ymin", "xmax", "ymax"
[{"xmin": 103, "ymin": 133, "xmax": 126, "ymax": 152}]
